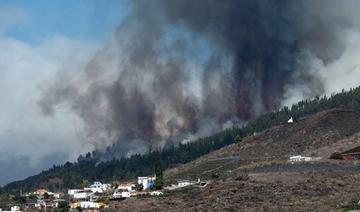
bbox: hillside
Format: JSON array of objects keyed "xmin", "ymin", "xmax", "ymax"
[
  {"xmin": 114, "ymin": 108, "xmax": 360, "ymax": 211},
  {"xmin": 2, "ymin": 86, "xmax": 360, "ymax": 197},
  {"xmin": 165, "ymin": 108, "xmax": 360, "ymax": 180}
]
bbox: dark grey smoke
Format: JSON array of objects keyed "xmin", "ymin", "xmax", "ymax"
[{"xmin": 38, "ymin": 0, "xmax": 358, "ymax": 156}]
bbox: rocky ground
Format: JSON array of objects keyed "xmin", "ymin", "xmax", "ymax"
[{"xmin": 109, "ymin": 171, "xmax": 360, "ymax": 211}]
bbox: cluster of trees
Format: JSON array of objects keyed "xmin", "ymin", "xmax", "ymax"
[
  {"xmin": 154, "ymin": 155, "xmax": 164, "ymax": 189},
  {"xmin": 243, "ymin": 87, "xmax": 360, "ymax": 136},
  {"xmin": 2, "ymin": 86, "xmax": 360, "ymax": 194}
]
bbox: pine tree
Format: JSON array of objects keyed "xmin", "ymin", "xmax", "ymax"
[
  {"xmin": 234, "ymin": 135, "xmax": 242, "ymax": 144},
  {"xmin": 154, "ymin": 155, "xmax": 164, "ymax": 189}
]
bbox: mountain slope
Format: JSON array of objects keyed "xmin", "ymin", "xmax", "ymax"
[
  {"xmin": 165, "ymin": 108, "xmax": 360, "ymax": 180},
  {"xmin": 117, "ymin": 108, "xmax": 360, "ymax": 211}
]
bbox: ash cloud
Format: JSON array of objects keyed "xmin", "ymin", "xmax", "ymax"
[{"xmin": 39, "ymin": 0, "xmax": 360, "ymax": 157}]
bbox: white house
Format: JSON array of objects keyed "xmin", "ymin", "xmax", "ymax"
[
  {"xmin": 53, "ymin": 193, "xmax": 62, "ymax": 199},
  {"xmin": 10, "ymin": 206, "xmax": 20, "ymax": 211},
  {"xmin": 117, "ymin": 183, "xmax": 135, "ymax": 192},
  {"xmin": 73, "ymin": 190, "xmax": 92, "ymax": 200},
  {"xmin": 80, "ymin": 201, "xmax": 100, "ymax": 209},
  {"xmin": 177, "ymin": 180, "xmax": 193, "ymax": 187},
  {"xmin": 112, "ymin": 191, "xmax": 130, "ymax": 198},
  {"xmin": 150, "ymin": 191, "xmax": 163, "ymax": 196},
  {"xmin": 35, "ymin": 199, "xmax": 46, "ymax": 209},
  {"xmin": 112, "ymin": 191, "xmax": 122, "ymax": 198},
  {"xmin": 138, "ymin": 176, "xmax": 155, "ymax": 190},
  {"xmin": 289, "ymin": 155, "xmax": 312, "ymax": 163},
  {"xmin": 68, "ymin": 189, "xmax": 83, "ymax": 196},
  {"xmin": 121, "ymin": 191, "xmax": 131, "ymax": 198},
  {"xmin": 288, "ymin": 117, "xmax": 294, "ymax": 123},
  {"xmin": 87, "ymin": 181, "xmax": 110, "ymax": 193}
]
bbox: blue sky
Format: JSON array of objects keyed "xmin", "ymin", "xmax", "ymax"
[
  {"xmin": 0, "ymin": 0, "xmax": 132, "ymax": 185},
  {"xmin": 1, "ymin": 0, "xmax": 130, "ymax": 44}
]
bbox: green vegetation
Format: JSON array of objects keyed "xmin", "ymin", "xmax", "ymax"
[
  {"xmin": 154, "ymin": 155, "xmax": 164, "ymax": 189},
  {"xmin": 234, "ymin": 135, "xmax": 242, "ymax": 144},
  {"xmin": 339, "ymin": 196, "xmax": 360, "ymax": 211},
  {"xmin": 2, "ymin": 86, "xmax": 360, "ymax": 194},
  {"xmin": 57, "ymin": 200, "xmax": 70, "ymax": 212},
  {"xmin": 135, "ymin": 183, "xmax": 143, "ymax": 191},
  {"xmin": 43, "ymin": 192, "xmax": 49, "ymax": 200}
]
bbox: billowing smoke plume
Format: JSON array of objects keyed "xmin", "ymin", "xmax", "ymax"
[{"xmin": 38, "ymin": 0, "xmax": 360, "ymax": 156}]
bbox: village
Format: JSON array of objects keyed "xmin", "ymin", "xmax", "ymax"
[
  {"xmin": 0, "ymin": 155, "xmax": 328, "ymax": 212},
  {"xmin": 0, "ymin": 174, "xmax": 210, "ymax": 211}
]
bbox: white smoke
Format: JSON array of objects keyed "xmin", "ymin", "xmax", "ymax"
[
  {"xmin": 0, "ymin": 32, "xmax": 99, "ymax": 184},
  {"xmin": 282, "ymin": 29, "xmax": 360, "ymax": 106}
]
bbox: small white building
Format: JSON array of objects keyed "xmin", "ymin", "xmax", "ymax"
[
  {"xmin": 112, "ymin": 191, "xmax": 121, "ymax": 198},
  {"xmin": 35, "ymin": 189, "xmax": 49, "ymax": 196},
  {"xmin": 53, "ymin": 193, "xmax": 62, "ymax": 199},
  {"xmin": 177, "ymin": 180, "xmax": 193, "ymax": 187},
  {"xmin": 289, "ymin": 155, "xmax": 312, "ymax": 163},
  {"xmin": 73, "ymin": 190, "xmax": 92, "ymax": 200},
  {"xmin": 68, "ymin": 189, "xmax": 83, "ymax": 196},
  {"xmin": 10, "ymin": 206, "xmax": 20, "ymax": 211},
  {"xmin": 138, "ymin": 176, "xmax": 155, "ymax": 190},
  {"xmin": 117, "ymin": 183, "xmax": 135, "ymax": 192},
  {"xmin": 121, "ymin": 191, "xmax": 131, "ymax": 198},
  {"xmin": 35, "ymin": 199, "xmax": 46, "ymax": 209},
  {"xmin": 112, "ymin": 191, "xmax": 131, "ymax": 198},
  {"xmin": 87, "ymin": 181, "xmax": 110, "ymax": 193},
  {"xmin": 288, "ymin": 117, "xmax": 294, "ymax": 123},
  {"xmin": 150, "ymin": 191, "xmax": 163, "ymax": 196},
  {"xmin": 80, "ymin": 201, "xmax": 100, "ymax": 209}
]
